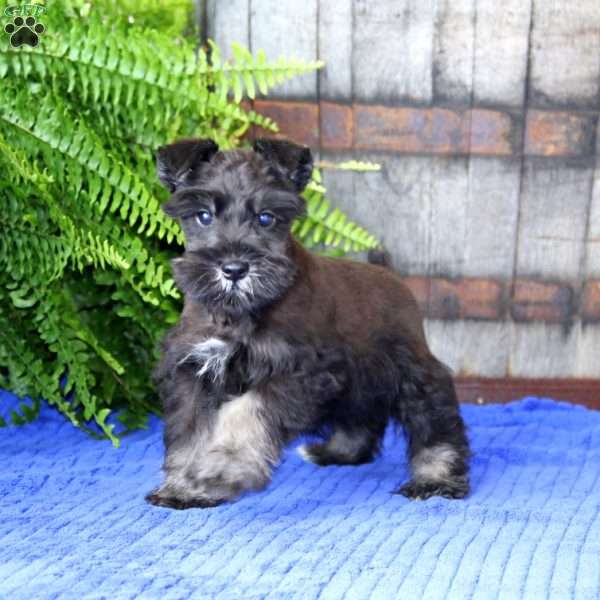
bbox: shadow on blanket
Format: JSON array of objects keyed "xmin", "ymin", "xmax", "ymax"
[{"xmin": 1, "ymin": 390, "xmax": 599, "ymax": 600}]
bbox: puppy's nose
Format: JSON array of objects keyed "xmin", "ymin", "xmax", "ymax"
[{"xmin": 221, "ymin": 260, "xmax": 249, "ymax": 281}]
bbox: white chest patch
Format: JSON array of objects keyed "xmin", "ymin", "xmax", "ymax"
[{"xmin": 182, "ymin": 338, "xmax": 233, "ymax": 382}]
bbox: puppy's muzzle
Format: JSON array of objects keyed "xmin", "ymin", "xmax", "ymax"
[{"xmin": 221, "ymin": 260, "xmax": 249, "ymax": 282}]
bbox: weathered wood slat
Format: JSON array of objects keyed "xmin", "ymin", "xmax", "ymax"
[
  {"xmin": 352, "ymin": 0, "xmax": 436, "ymax": 103},
  {"xmin": 426, "ymin": 320, "xmax": 510, "ymax": 377},
  {"xmin": 428, "ymin": 157, "xmax": 470, "ymax": 277},
  {"xmin": 318, "ymin": 0, "xmax": 353, "ymax": 100},
  {"xmin": 509, "ymin": 322, "xmax": 580, "ymax": 377},
  {"xmin": 586, "ymin": 165, "xmax": 600, "ymax": 278},
  {"xmin": 433, "ymin": 0, "xmax": 533, "ymax": 107},
  {"xmin": 250, "ymin": 0, "xmax": 318, "ymax": 99},
  {"xmin": 529, "ymin": 1, "xmax": 600, "ymax": 109},
  {"xmin": 473, "ymin": 0, "xmax": 532, "ymax": 107},
  {"xmin": 515, "ymin": 158, "xmax": 594, "ymax": 282},
  {"xmin": 462, "ymin": 158, "xmax": 521, "ymax": 278},
  {"xmin": 206, "ymin": 0, "xmax": 249, "ymax": 57},
  {"xmin": 391, "ymin": 156, "xmax": 520, "ymax": 280},
  {"xmin": 420, "ymin": 156, "xmax": 521, "ymax": 280},
  {"xmin": 433, "ymin": 0, "xmax": 475, "ymax": 105},
  {"xmin": 576, "ymin": 324, "xmax": 600, "ymax": 377},
  {"xmin": 509, "ymin": 321, "xmax": 600, "ymax": 378},
  {"xmin": 322, "ymin": 152, "xmax": 431, "ymax": 275},
  {"xmin": 323, "ymin": 152, "xmax": 523, "ymax": 282},
  {"xmin": 322, "ymin": 155, "xmax": 483, "ymax": 298}
]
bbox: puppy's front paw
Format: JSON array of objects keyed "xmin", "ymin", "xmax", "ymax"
[
  {"xmin": 145, "ymin": 489, "xmax": 224, "ymax": 510},
  {"xmin": 395, "ymin": 479, "xmax": 469, "ymax": 500}
]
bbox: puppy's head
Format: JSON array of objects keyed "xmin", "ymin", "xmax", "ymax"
[{"xmin": 157, "ymin": 138, "xmax": 313, "ymax": 317}]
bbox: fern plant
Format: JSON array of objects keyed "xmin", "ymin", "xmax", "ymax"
[{"xmin": 0, "ymin": 0, "xmax": 379, "ymax": 443}]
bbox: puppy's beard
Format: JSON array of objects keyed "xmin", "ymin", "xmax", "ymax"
[
  {"xmin": 215, "ymin": 269, "xmax": 254, "ymax": 297},
  {"xmin": 173, "ymin": 250, "xmax": 297, "ymax": 318},
  {"xmin": 216, "ymin": 269, "xmax": 234, "ymax": 294}
]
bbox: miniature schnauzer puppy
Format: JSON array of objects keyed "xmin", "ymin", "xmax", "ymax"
[{"xmin": 146, "ymin": 137, "xmax": 470, "ymax": 509}]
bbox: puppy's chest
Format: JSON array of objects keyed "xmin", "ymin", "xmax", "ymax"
[
  {"xmin": 182, "ymin": 333, "xmax": 350, "ymax": 401},
  {"xmin": 184, "ymin": 337, "xmax": 249, "ymax": 395}
]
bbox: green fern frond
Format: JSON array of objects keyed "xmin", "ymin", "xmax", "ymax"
[
  {"xmin": 32, "ymin": 290, "xmax": 119, "ymax": 443},
  {"xmin": 207, "ymin": 41, "xmax": 324, "ymax": 103},
  {"xmin": 0, "ymin": 131, "xmax": 130, "ymax": 278},
  {"xmin": 0, "ymin": 30, "xmax": 286, "ymax": 149},
  {"xmin": 0, "ymin": 303, "xmax": 80, "ymax": 427},
  {"xmin": 0, "ymin": 88, "xmax": 182, "ymax": 243},
  {"xmin": 294, "ymin": 179, "xmax": 380, "ymax": 252},
  {"xmin": 317, "ymin": 159, "xmax": 381, "ymax": 172},
  {"xmin": 0, "ymin": 223, "xmax": 130, "ymax": 282},
  {"xmin": 0, "ymin": 0, "xmax": 376, "ymax": 442}
]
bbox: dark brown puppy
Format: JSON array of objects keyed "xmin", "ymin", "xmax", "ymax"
[{"xmin": 146, "ymin": 138, "xmax": 470, "ymax": 509}]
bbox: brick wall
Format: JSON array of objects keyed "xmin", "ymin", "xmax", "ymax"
[{"xmin": 206, "ymin": 0, "xmax": 600, "ymax": 386}]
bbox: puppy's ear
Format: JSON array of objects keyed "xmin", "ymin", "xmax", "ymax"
[
  {"xmin": 253, "ymin": 138, "xmax": 313, "ymax": 192},
  {"xmin": 156, "ymin": 139, "xmax": 218, "ymax": 192}
]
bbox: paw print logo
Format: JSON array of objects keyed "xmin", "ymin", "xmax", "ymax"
[{"xmin": 4, "ymin": 15, "xmax": 45, "ymax": 47}]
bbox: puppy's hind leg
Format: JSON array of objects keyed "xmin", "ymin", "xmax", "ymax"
[
  {"xmin": 298, "ymin": 425, "xmax": 384, "ymax": 466},
  {"xmin": 394, "ymin": 361, "xmax": 470, "ymax": 500}
]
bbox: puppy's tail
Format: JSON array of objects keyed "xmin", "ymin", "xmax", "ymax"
[{"xmin": 367, "ymin": 247, "xmax": 393, "ymax": 269}]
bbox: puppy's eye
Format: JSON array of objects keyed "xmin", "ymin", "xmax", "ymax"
[
  {"xmin": 257, "ymin": 212, "xmax": 275, "ymax": 228},
  {"xmin": 196, "ymin": 209, "xmax": 213, "ymax": 226}
]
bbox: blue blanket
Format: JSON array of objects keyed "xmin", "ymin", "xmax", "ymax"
[{"xmin": 1, "ymin": 391, "xmax": 599, "ymax": 600}]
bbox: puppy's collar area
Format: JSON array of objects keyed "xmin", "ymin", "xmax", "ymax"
[
  {"xmin": 213, "ymin": 313, "xmax": 233, "ymax": 328},
  {"xmin": 210, "ymin": 311, "xmax": 255, "ymax": 332}
]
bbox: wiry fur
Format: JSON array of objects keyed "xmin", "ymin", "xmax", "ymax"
[
  {"xmin": 146, "ymin": 137, "xmax": 471, "ymax": 510},
  {"xmin": 180, "ymin": 338, "xmax": 233, "ymax": 382}
]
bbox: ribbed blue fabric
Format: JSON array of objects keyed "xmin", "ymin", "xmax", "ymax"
[{"xmin": 1, "ymin": 391, "xmax": 599, "ymax": 600}]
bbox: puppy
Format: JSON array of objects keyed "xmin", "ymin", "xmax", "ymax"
[{"xmin": 146, "ymin": 138, "xmax": 470, "ymax": 509}]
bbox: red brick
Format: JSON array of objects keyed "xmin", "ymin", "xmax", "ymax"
[
  {"xmin": 253, "ymin": 100, "xmax": 319, "ymax": 147},
  {"xmin": 469, "ymin": 109, "xmax": 515, "ymax": 155},
  {"xmin": 320, "ymin": 102, "xmax": 352, "ymax": 149},
  {"xmin": 401, "ymin": 277, "xmax": 430, "ymax": 315},
  {"xmin": 248, "ymin": 100, "xmax": 598, "ymax": 158},
  {"xmin": 524, "ymin": 110, "xmax": 596, "ymax": 157},
  {"xmin": 429, "ymin": 278, "xmax": 504, "ymax": 320},
  {"xmin": 582, "ymin": 280, "xmax": 600, "ymax": 322},
  {"xmin": 511, "ymin": 279, "xmax": 575, "ymax": 322},
  {"xmin": 353, "ymin": 105, "xmax": 470, "ymax": 154},
  {"xmin": 401, "ymin": 277, "xmax": 503, "ymax": 320}
]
